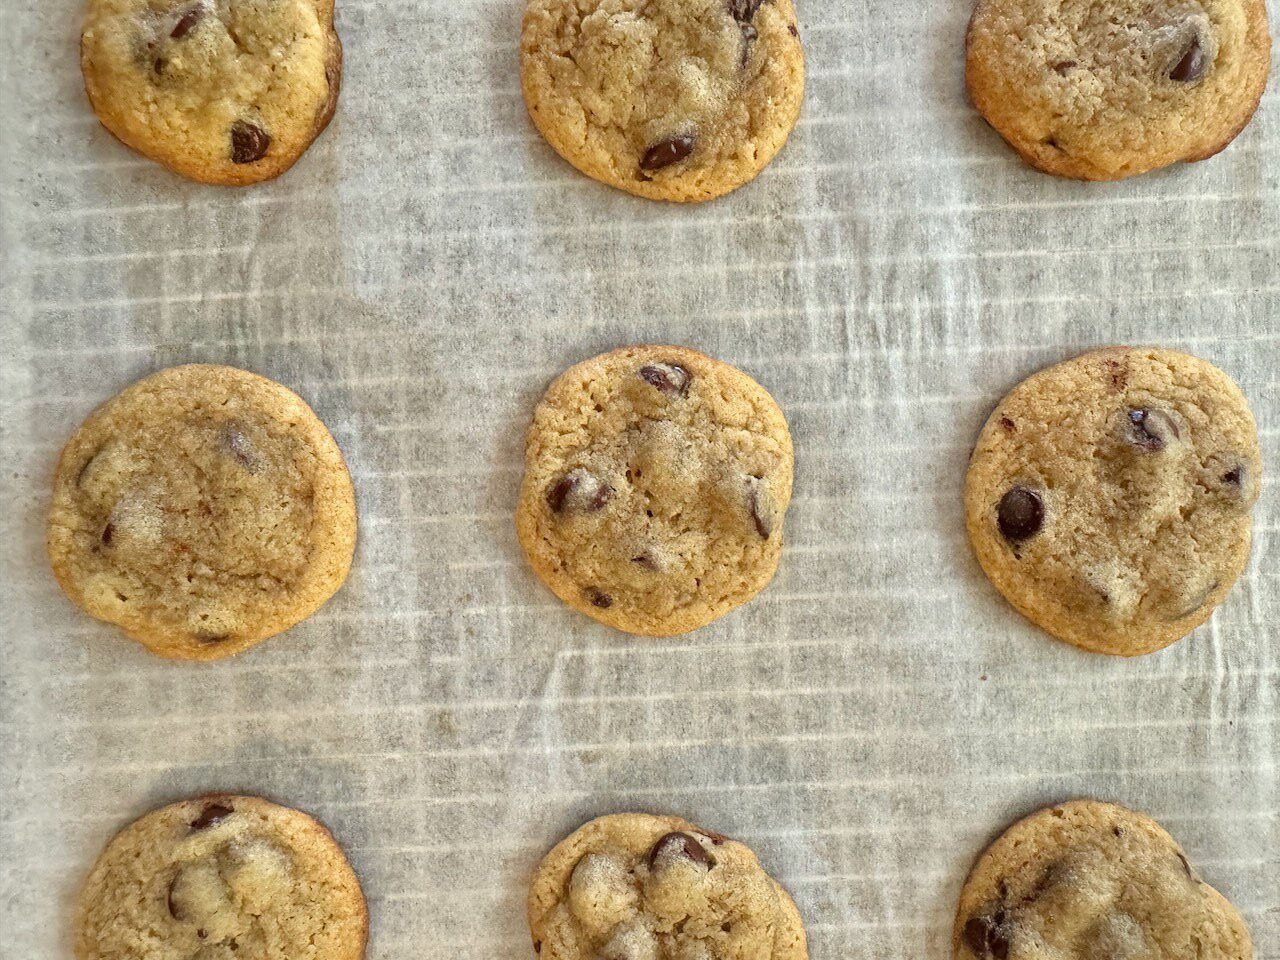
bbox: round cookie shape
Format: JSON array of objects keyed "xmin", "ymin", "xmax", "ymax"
[
  {"xmin": 965, "ymin": 0, "xmax": 1271, "ymax": 179},
  {"xmin": 47, "ymin": 364, "xmax": 357, "ymax": 661},
  {"xmin": 954, "ymin": 801, "xmax": 1252, "ymax": 960},
  {"xmin": 81, "ymin": 0, "xmax": 342, "ymax": 185},
  {"xmin": 520, "ymin": 0, "xmax": 804, "ymax": 201},
  {"xmin": 965, "ymin": 347, "xmax": 1260, "ymax": 656},
  {"xmin": 76, "ymin": 794, "xmax": 367, "ymax": 960},
  {"xmin": 529, "ymin": 813, "xmax": 808, "ymax": 960},
  {"xmin": 515, "ymin": 345, "xmax": 794, "ymax": 636}
]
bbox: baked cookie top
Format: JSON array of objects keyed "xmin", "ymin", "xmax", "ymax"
[
  {"xmin": 529, "ymin": 813, "xmax": 807, "ymax": 960},
  {"xmin": 965, "ymin": 347, "xmax": 1259, "ymax": 656},
  {"xmin": 47, "ymin": 364, "xmax": 357, "ymax": 661},
  {"xmin": 81, "ymin": 0, "xmax": 341, "ymax": 185},
  {"xmin": 954, "ymin": 800, "xmax": 1252, "ymax": 960},
  {"xmin": 75, "ymin": 794, "xmax": 367, "ymax": 960},
  {"xmin": 520, "ymin": 0, "xmax": 804, "ymax": 201},
  {"xmin": 515, "ymin": 345, "xmax": 794, "ymax": 636},
  {"xmin": 966, "ymin": 0, "xmax": 1271, "ymax": 179}
]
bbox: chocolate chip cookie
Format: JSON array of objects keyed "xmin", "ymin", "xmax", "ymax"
[
  {"xmin": 47, "ymin": 364, "xmax": 357, "ymax": 660},
  {"xmin": 520, "ymin": 0, "xmax": 805, "ymax": 201},
  {"xmin": 955, "ymin": 801, "xmax": 1252, "ymax": 960},
  {"xmin": 81, "ymin": 0, "xmax": 342, "ymax": 184},
  {"xmin": 965, "ymin": 347, "xmax": 1260, "ymax": 656},
  {"xmin": 529, "ymin": 813, "xmax": 807, "ymax": 960},
  {"xmin": 966, "ymin": 0, "xmax": 1271, "ymax": 179},
  {"xmin": 515, "ymin": 346, "xmax": 794, "ymax": 636},
  {"xmin": 76, "ymin": 795, "xmax": 367, "ymax": 960}
]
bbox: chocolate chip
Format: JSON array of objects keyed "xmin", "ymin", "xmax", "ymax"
[
  {"xmin": 963, "ymin": 912, "xmax": 1010, "ymax": 960},
  {"xmin": 1052, "ymin": 60, "xmax": 1077, "ymax": 74},
  {"xmin": 230, "ymin": 120, "xmax": 270, "ymax": 164},
  {"xmin": 533, "ymin": 943, "xmax": 542, "ymax": 954},
  {"xmin": 997, "ymin": 487, "xmax": 1043, "ymax": 542},
  {"xmin": 728, "ymin": 0, "xmax": 764, "ymax": 22},
  {"xmin": 999, "ymin": 417, "xmax": 1016, "ymax": 433},
  {"xmin": 190, "ymin": 802, "xmax": 234, "ymax": 830},
  {"xmin": 101, "ymin": 522, "xmax": 114, "ymax": 545},
  {"xmin": 1113, "ymin": 826, "xmax": 1125, "ymax": 837},
  {"xmin": 640, "ymin": 135, "xmax": 695, "ymax": 172},
  {"xmin": 153, "ymin": 58, "xmax": 167, "ymax": 74},
  {"xmin": 1170, "ymin": 36, "xmax": 1208, "ymax": 82},
  {"xmin": 1223, "ymin": 465, "xmax": 1245, "ymax": 488},
  {"xmin": 787, "ymin": 23, "xmax": 798, "ymax": 36},
  {"xmin": 197, "ymin": 929, "xmax": 207, "ymax": 940},
  {"xmin": 586, "ymin": 588, "xmax": 612, "ymax": 609},
  {"xmin": 1127, "ymin": 408, "xmax": 1180, "ymax": 451},
  {"xmin": 748, "ymin": 478, "xmax": 774, "ymax": 538},
  {"xmin": 547, "ymin": 468, "xmax": 610, "ymax": 513},
  {"xmin": 631, "ymin": 553, "xmax": 660, "ymax": 571},
  {"xmin": 170, "ymin": 5, "xmax": 204, "ymax": 38},
  {"xmin": 649, "ymin": 831, "xmax": 715, "ymax": 869},
  {"xmin": 638, "ymin": 362, "xmax": 691, "ymax": 397}
]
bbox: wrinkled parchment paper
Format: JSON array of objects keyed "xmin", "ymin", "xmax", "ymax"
[{"xmin": 2, "ymin": 0, "xmax": 1277, "ymax": 957}]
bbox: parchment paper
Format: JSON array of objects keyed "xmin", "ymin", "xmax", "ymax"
[{"xmin": 2, "ymin": 0, "xmax": 1278, "ymax": 957}]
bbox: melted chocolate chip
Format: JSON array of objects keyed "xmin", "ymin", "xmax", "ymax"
[
  {"xmin": 640, "ymin": 135, "xmax": 695, "ymax": 172},
  {"xmin": 190, "ymin": 802, "xmax": 234, "ymax": 830},
  {"xmin": 997, "ymin": 487, "xmax": 1043, "ymax": 542},
  {"xmin": 748, "ymin": 478, "xmax": 774, "ymax": 538},
  {"xmin": 546, "ymin": 468, "xmax": 610, "ymax": 513},
  {"xmin": 638, "ymin": 362, "xmax": 691, "ymax": 397},
  {"xmin": 230, "ymin": 121, "xmax": 270, "ymax": 164},
  {"xmin": 170, "ymin": 5, "xmax": 204, "ymax": 38},
  {"xmin": 649, "ymin": 831, "xmax": 714, "ymax": 869},
  {"xmin": 1170, "ymin": 36, "xmax": 1208, "ymax": 83},
  {"xmin": 223, "ymin": 426, "xmax": 256, "ymax": 470},
  {"xmin": 1127, "ymin": 408, "xmax": 1180, "ymax": 451},
  {"xmin": 963, "ymin": 912, "xmax": 1010, "ymax": 960},
  {"xmin": 586, "ymin": 588, "xmax": 612, "ymax": 609}
]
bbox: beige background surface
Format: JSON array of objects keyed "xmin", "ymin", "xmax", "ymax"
[{"xmin": 1, "ymin": 0, "xmax": 1277, "ymax": 957}]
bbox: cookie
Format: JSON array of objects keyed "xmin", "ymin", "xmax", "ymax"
[
  {"xmin": 75, "ymin": 794, "xmax": 367, "ymax": 960},
  {"xmin": 966, "ymin": 0, "xmax": 1271, "ymax": 179},
  {"xmin": 515, "ymin": 345, "xmax": 794, "ymax": 636},
  {"xmin": 529, "ymin": 813, "xmax": 807, "ymax": 960},
  {"xmin": 965, "ymin": 347, "xmax": 1260, "ymax": 656},
  {"xmin": 81, "ymin": 0, "xmax": 342, "ymax": 185},
  {"xmin": 954, "ymin": 801, "xmax": 1252, "ymax": 960},
  {"xmin": 47, "ymin": 364, "xmax": 357, "ymax": 661},
  {"xmin": 520, "ymin": 0, "xmax": 804, "ymax": 202}
]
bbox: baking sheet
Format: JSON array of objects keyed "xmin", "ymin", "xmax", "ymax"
[{"xmin": 2, "ymin": 0, "xmax": 1278, "ymax": 957}]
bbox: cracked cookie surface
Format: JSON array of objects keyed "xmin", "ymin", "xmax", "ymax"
[
  {"xmin": 520, "ymin": 0, "xmax": 804, "ymax": 201},
  {"xmin": 966, "ymin": 0, "xmax": 1270, "ymax": 179},
  {"xmin": 75, "ymin": 795, "xmax": 367, "ymax": 960},
  {"xmin": 47, "ymin": 364, "xmax": 357, "ymax": 661},
  {"xmin": 81, "ymin": 0, "xmax": 342, "ymax": 184},
  {"xmin": 965, "ymin": 347, "xmax": 1260, "ymax": 656},
  {"xmin": 529, "ymin": 813, "xmax": 807, "ymax": 960},
  {"xmin": 515, "ymin": 345, "xmax": 793, "ymax": 636},
  {"xmin": 954, "ymin": 801, "xmax": 1252, "ymax": 960}
]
